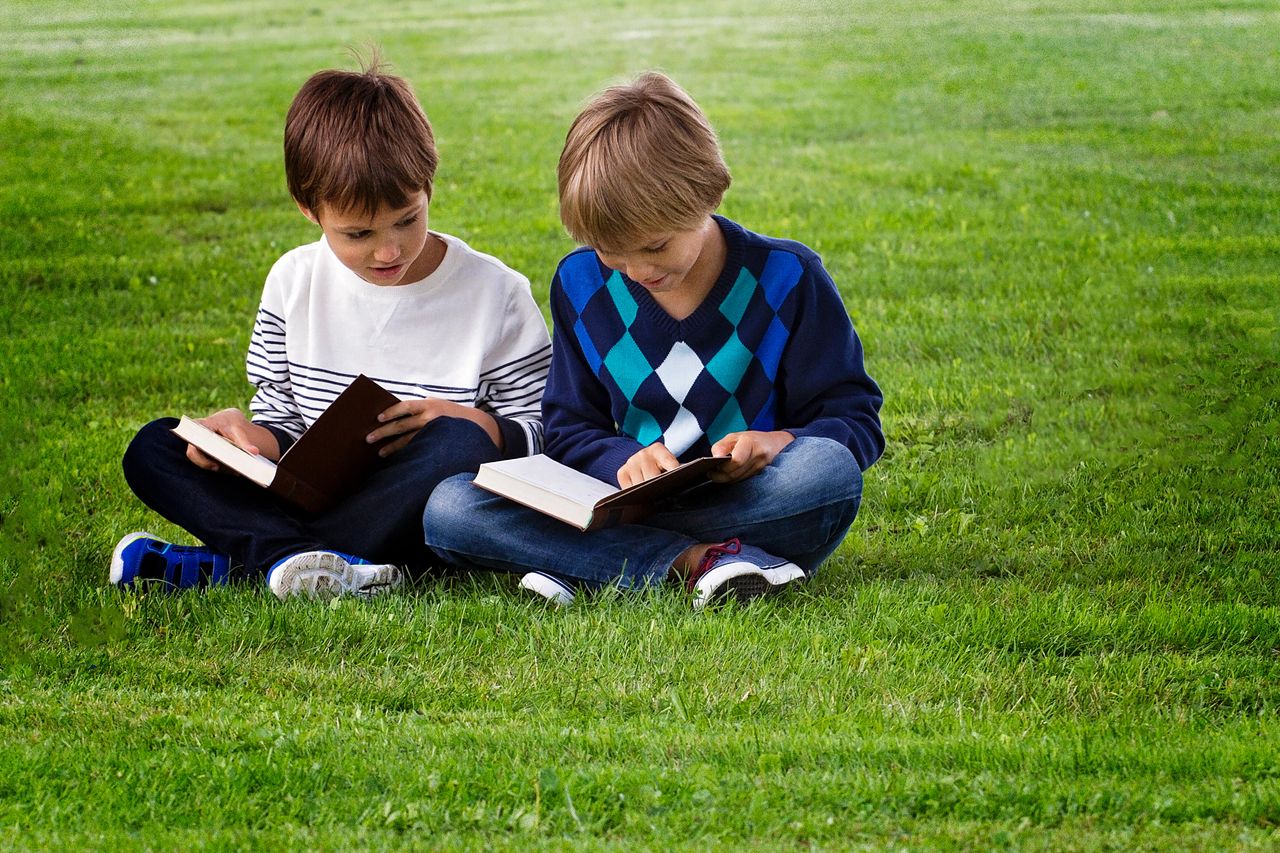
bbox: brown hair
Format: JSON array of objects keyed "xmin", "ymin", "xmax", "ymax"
[
  {"xmin": 557, "ymin": 71, "xmax": 731, "ymax": 250},
  {"xmin": 284, "ymin": 52, "xmax": 438, "ymax": 217}
]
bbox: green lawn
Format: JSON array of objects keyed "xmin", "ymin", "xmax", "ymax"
[{"xmin": 2, "ymin": 0, "xmax": 1278, "ymax": 848}]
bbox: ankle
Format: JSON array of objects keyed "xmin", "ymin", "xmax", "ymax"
[{"xmin": 668, "ymin": 543, "xmax": 715, "ymax": 583}]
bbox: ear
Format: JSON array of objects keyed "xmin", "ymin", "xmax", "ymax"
[{"xmin": 295, "ymin": 199, "xmax": 320, "ymax": 225}]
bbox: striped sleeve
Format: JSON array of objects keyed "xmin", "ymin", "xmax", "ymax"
[
  {"xmin": 477, "ymin": 283, "xmax": 552, "ymax": 457},
  {"xmin": 246, "ymin": 276, "xmax": 306, "ymax": 441}
]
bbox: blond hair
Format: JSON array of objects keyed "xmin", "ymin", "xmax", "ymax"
[
  {"xmin": 284, "ymin": 51, "xmax": 438, "ymax": 217},
  {"xmin": 557, "ymin": 72, "xmax": 731, "ymax": 250}
]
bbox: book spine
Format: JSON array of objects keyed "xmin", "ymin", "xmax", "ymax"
[{"xmin": 268, "ymin": 469, "xmax": 330, "ymax": 514}]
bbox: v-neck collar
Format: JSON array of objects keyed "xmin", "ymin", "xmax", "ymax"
[{"xmin": 618, "ymin": 215, "xmax": 746, "ymax": 338}]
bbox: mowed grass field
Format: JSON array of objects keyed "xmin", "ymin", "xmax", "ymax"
[{"xmin": 1, "ymin": 0, "xmax": 1278, "ymax": 848}]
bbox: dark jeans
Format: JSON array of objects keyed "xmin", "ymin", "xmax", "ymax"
[{"xmin": 123, "ymin": 415, "xmax": 500, "ymax": 577}]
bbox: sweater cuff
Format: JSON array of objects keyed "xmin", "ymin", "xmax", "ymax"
[
  {"xmin": 585, "ymin": 440, "xmax": 645, "ymax": 487},
  {"xmin": 494, "ymin": 415, "xmax": 531, "ymax": 459},
  {"xmin": 259, "ymin": 422, "xmax": 298, "ymax": 456}
]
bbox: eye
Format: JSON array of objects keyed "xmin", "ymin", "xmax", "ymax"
[
  {"xmin": 643, "ymin": 242, "xmax": 668, "ymax": 254},
  {"xmin": 344, "ymin": 230, "xmax": 372, "ymax": 240},
  {"xmin": 396, "ymin": 215, "xmax": 420, "ymax": 228}
]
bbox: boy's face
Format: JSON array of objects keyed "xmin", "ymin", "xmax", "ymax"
[
  {"xmin": 300, "ymin": 191, "xmax": 435, "ymax": 286},
  {"xmin": 594, "ymin": 219, "xmax": 716, "ymax": 296}
]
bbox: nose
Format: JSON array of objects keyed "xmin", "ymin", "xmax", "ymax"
[
  {"xmin": 623, "ymin": 261, "xmax": 653, "ymax": 283},
  {"xmin": 373, "ymin": 239, "xmax": 401, "ymax": 263}
]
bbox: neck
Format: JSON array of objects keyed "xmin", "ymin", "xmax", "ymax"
[
  {"xmin": 399, "ymin": 232, "xmax": 446, "ymax": 284},
  {"xmin": 651, "ymin": 218, "xmax": 727, "ymax": 321}
]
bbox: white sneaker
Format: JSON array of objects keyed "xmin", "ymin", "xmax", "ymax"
[
  {"xmin": 266, "ymin": 550, "xmax": 403, "ymax": 602},
  {"xmin": 685, "ymin": 538, "xmax": 805, "ymax": 611},
  {"xmin": 519, "ymin": 571, "xmax": 576, "ymax": 606}
]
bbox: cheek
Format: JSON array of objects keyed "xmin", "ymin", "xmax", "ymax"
[
  {"xmin": 335, "ymin": 244, "xmax": 365, "ymax": 266},
  {"xmin": 672, "ymin": 249, "xmax": 700, "ymax": 275}
]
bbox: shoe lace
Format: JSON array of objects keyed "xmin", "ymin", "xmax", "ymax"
[{"xmin": 686, "ymin": 537, "xmax": 742, "ymax": 591}]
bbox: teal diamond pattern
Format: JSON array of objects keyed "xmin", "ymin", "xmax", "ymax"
[
  {"xmin": 604, "ymin": 331, "xmax": 650, "ymax": 400},
  {"xmin": 704, "ymin": 331, "xmax": 753, "ymax": 392},
  {"xmin": 622, "ymin": 404, "xmax": 664, "ymax": 447},
  {"xmin": 719, "ymin": 268, "xmax": 756, "ymax": 325},
  {"xmin": 605, "ymin": 270, "xmax": 638, "ymax": 326},
  {"xmin": 708, "ymin": 397, "xmax": 748, "ymax": 443}
]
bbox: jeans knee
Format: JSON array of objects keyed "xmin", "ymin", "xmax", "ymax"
[
  {"xmin": 422, "ymin": 473, "xmax": 479, "ymax": 549},
  {"xmin": 405, "ymin": 416, "xmax": 500, "ymax": 469},
  {"xmin": 122, "ymin": 417, "xmax": 182, "ymax": 485},
  {"xmin": 774, "ymin": 437, "xmax": 863, "ymax": 504}
]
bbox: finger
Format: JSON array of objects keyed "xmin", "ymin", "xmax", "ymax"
[
  {"xmin": 368, "ymin": 413, "xmax": 421, "ymax": 443},
  {"xmin": 637, "ymin": 457, "xmax": 662, "ymax": 482},
  {"xmin": 222, "ymin": 426, "xmax": 260, "ymax": 456},
  {"xmin": 377, "ymin": 401, "xmax": 411, "ymax": 423},
  {"xmin": 617, "ymin": 462, "xmax": 641, "ymax": 489},
  {"xmin": 709, "ymin": 458, "xmax": 749, "ymax": 482},
  {"xmin": 650, "ymin": 444, "xmax": 680, "ymax": 469},
  {"xmin": 378, "ymin": 433, "xmax": 414, "ymax": 457},
  {"xmin": 731, "ymin": 435, "xmax": 756, "ymax": 467},
  {"xmin": 710, "ymin": 433, "xmax": 739, "ymax": 458},
  {"xmin": 185, "ymin": 444, "xmax": 220, "ymax": 472}
]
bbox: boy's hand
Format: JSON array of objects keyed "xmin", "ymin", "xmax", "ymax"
[
  {"xmin": 618, "ymin": 443, "xmax": 682, "ymax": 488},
  {"xmin": 368, "ymin": 399, "xmax": 501, "ymax": 457},
  {"xmin": 709, "ymin": 430, "xmax": 795, "ymax": 484},
  {"xmin": 187, "ymin": 408, "xmax": 282, "ymax": 471}
]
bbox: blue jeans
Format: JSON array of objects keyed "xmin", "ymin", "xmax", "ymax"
[
  {"xmin": 123, "ymin": 415, "xmax": 500, "ymax": 577},
  {"xmin": 422, "ymin": 436, "xmax": 864, "ymax": 590}
]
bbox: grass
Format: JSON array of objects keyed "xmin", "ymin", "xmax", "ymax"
[{"xmin": 2, "ymin": 0, "xmax": 1278, "ymax": 848}]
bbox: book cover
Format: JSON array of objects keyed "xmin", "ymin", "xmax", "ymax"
[
  {"xmin": 473, "ymin": 453, "xmax": 725, "ymax": 531},
  {"xmin": 172, "ymin": 374, "xmax": 399, "ymax": 514}
]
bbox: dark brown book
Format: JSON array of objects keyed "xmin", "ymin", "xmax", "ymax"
[
  {"xmin": 472, "ymin": 453, "xmax": 726, "ymax": 531},
  {"xmin": 172, "ymin": 374, "xmax": 398, "ymax": 513}
]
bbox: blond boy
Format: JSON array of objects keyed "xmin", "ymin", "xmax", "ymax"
[{"xmin": 425, "ymin": 72, "xmax": 882, "ymax": 607}]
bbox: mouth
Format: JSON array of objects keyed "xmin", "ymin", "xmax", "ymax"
[
  {"xmin": 637, "ymin": 274, "xmax": 668, "ymax": 289},
  {"xmin": 369, "ymin": 263, "xmax": 406, "ymax": 279}
]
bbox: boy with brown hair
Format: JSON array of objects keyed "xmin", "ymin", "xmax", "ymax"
[
  {"xmin": 111, "ymin": 54, "xmax": 551, "ymax": 600},
  {"xmin": 423, "ymin": 71, "xmax": 882, "ymax": 608}
]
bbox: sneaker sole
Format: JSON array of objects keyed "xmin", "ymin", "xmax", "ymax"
[
  {"xmin": 693, "ymin": 562, "xmax": 805, "ymax": 610},
  {"xmin": 270, "ymin": 552, "xmax": 358, "ymax": 602},
  {"xmin": 269, "ymin": 553, "xmax": 403, "ymax": 602},
  {"xmin": 519, "ymin": 572, "xmax": 576, "ymax": 606}
]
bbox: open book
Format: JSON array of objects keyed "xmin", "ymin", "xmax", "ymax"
[
  {"xmin": 472, "ymin": 453, "xmax": 726, "ymax": 531},
  {"xmin": 171, "ymin": 374, "xmax": 398, "ymax": 514}
]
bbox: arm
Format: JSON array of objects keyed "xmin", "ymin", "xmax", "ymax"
[
  {"xmin": 473, "ymin": 281, "xmax": 553, "ymax": 458},
  {"xmin": 245, "ymin": 258, "xmax": 306, "ymax": 451},
  {"xmin": 542, "ymin": 266, "xmax": 645, "ymax": 485},
  {"xmin": 364, "ymin": 398, "xmax": 501, "ymax": 456},
  {"xmin": 776, "ymin": 256, "xmax": 885, "ymax": 471}
]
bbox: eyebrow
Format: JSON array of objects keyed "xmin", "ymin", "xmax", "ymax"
[{"xmin": 333, "ymin": 207, "xmax": 420, "ymax": 232}]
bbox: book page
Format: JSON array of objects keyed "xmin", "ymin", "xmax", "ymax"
[{"xmin": 485, "ymin": 454, "xmax": 618, "ymax": 505}]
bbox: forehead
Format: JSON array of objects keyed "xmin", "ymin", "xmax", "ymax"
[
  {"xmin": 319, "ymin": 193, "xmax": 425, "ymax": 228},
  {"xmin": 597, "ymin": 229, "xmax": 687, "ymax": 255}
]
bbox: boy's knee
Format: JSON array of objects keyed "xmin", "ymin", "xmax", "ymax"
[
  {"xmin": 422, "ymin": 473, "xmax": 479, "ymax": 546},
  {"xmin": 406, "ymin": 416, "xmax": 500, "ymax": 466},
  {"xmin": 122, "ymin": 417, "xmax": 183, "ymax": 479},
  {"xmin": 775, "ymin": 436, "xmax": 863, "ymax": 503}
]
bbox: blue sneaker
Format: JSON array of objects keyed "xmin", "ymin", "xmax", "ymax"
[
  {"xmin": 266, "ymin": 550, "xmax": 403, "ymax": 602},
  {"xmin": 110, "ymin": 531, "xmax": 231, "ymax": 591},
  {"xmin": 519, "ymin": 571, "xmax": 576, "ymax": 606},
  {"xmin": 685, "ymin": 538, "xmax": 805, "ymax": 610}
]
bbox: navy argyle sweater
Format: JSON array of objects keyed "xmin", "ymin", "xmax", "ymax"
[{"xmin": 543, "ymin": 216, "xmax": 884, "ymax": 486}]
